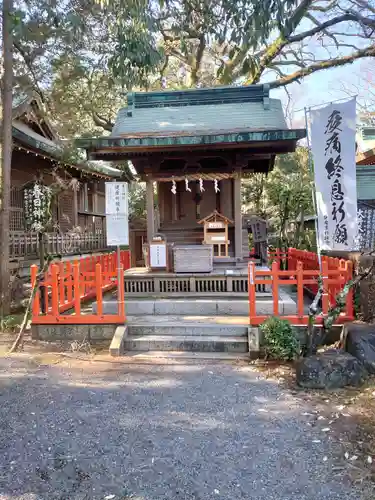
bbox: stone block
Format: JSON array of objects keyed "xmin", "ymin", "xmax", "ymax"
[
  {"xmin": 126, "ymin": 301, "xmax": 155, "ymax": 315},
  {"xmin": 254, "ymin": 300, "xmax": 274, "ymax": 315},
  {"xmin": 248, "ymin": 327, "xmax": 260, "ymax": 354},
  {"xmin": 109, "ymin": 325, "xmax": 128, "ymax": 356},
  {"xmin": 279, "ymin": 290, "xmax": 297, "ymax": 315},
  {"xmin": 217, "ymin": 301, "xmax": 248, "ymax": 315},
  {"xmin": 154, "ymin": 300, "xmax": 217, "ymax": 316},
  {"xmin": 32, "ymin": 324, "xmax": 117, "ymax": 343},
  {"xmin": 89, "ymin": 325, "xmax": 116, "ymax": 340}
]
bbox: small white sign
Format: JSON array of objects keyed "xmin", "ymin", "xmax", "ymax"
[
  {"xmin": 150, "ymin": 243, "xmax": 167, "ymax": 268},
  {"xmin": 208, "ymin": 222, "xmax": 225, "ymax": 229},
  {"xmin": 105, "ymin": 182, "xmax": 128, "ymax": 215},
  {"xmin": 106, "ymin": 214, "xmax": 129, "ymax": 246},
  {"xmin": 211, "ymin": 235, "xmax": 226, "ymax": 241}
]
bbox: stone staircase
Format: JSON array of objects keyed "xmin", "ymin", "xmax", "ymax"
[
  {"xmin": 95, "ymin": 293, "xmax": 296, "ymax": 360},
  {"xmin": 124, "ymin": 315, "xmax": 249, "ymax": 356}
]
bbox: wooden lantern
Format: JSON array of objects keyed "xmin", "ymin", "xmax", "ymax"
[{"xmin": 198, "ymin": 210, "xmax": 233, "ymax": 258}]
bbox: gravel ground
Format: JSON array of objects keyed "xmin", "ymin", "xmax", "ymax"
[{"xmin": 0, "ymin": 355, "xmax": 365, "ymax": 500}]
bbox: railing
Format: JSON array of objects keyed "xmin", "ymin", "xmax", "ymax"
[
  {"xmin": 10, "ymin": 231, "xmax": 110, "ymax": 259},
  {"xmin": 268, "ymin": 247, "xmax": 353, "ymax": 305},
  {"xmin": 248, "ymin": 257, "xmax": 354, "ymax": 326},
  {"xmin": 31, "ymin": 250, "xmax": 131, "ymax": 325}
]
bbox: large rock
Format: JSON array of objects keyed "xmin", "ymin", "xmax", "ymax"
[
  {"xmin": 344, "ymin": 323, "xmax": 375, "ymax": 374},
  {"xmin": 296, "ymin": 349, "xmax": 366, "ymax": 389}
]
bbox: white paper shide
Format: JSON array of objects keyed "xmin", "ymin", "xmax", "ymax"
[{"xmin": 310, "ymin": 98, "xmax": 357, "ymax": 250}]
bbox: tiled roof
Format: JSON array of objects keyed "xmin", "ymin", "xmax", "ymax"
[
  {"xmin": 112, "ymin": 98, "xmax": 288, "ymax": 137},
  {"xmin": 11, "ymin": 93, "xmax": 122, "ymax": 178}
]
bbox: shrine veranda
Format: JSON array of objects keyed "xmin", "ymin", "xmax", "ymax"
[{"xmin": 77, "ymin": 84, "xmax": 305, "ymax": 274}]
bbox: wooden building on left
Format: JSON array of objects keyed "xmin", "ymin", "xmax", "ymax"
[{"xmin": 7, "ymin": 93, "xmax": 126, "ymax": 271}]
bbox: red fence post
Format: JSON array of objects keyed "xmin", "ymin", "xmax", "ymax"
[
  {"xmin": 322, "ymin": 259, "xmax": 329, "ymax": 315},
  {"xmin": 51, "ymin": 264, "xmax": 59, "ymax": 318},
  {"xmin": 296, "ymin": 261, "xmax": 304, "ymax": 318},
  {"xmin": 58, "ymin": 262, "xmax": 65, "ymax": 306},
  {"xmin": 248, "ymin": 261, "xmax": 256, "ymax": 323},
  {"xmin": 43, "ymin": 268, "xmax": 49, "ymax": 313},
  {"xmin": 95, "ymin": 263, "xmax": 103, "ymax": 317},
  {"xmin": 31, "ymin": 265, "xmax": 40, "ymax": 319},
  {"xmin": 118, "ymin": 265, "xmax": 125, "ymax": 319},
  {"xmin": 73, "ymin": 261, "xmax": 81, "ymax": 316},
  {"xmin": 66, "ymin": 262, "xmax": 73, "ymax": 303},
  {"xmin": 272, "ymin": 261, "xmax": 279, "ymax": 316},
  {"xmin": 346, "ymin": 261, "xmax": 354, "ymax": 319}
]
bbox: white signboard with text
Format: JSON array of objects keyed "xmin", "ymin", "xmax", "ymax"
[
  {"xmin": 105, "ymin": 182, "xmax": 128, "ymax": 215},
  {"xmin": 105, "ymin": 182, "xmax": 129, "ymax": 246},
  {"xmin": 106, "ymin": 214, "xmax": 129, "ymax": 246},
  {"xmin": 310, "ymin": 98, "xmax": 358, "ymax": 250},
  {"xmin": 149, "ymin": 243, "xmax": 167, "ymax": 268}
]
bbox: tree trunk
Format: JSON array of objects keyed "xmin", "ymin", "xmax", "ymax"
[{"xmin": 0, "ymin": 0, "xmax": 13, "ymax": 317}]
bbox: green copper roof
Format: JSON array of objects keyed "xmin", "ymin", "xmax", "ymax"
[
  {"xmin": 125, "ymin": 84, "xmax": 269, "ymax": 110},
  {"xmin": 76, "ymin": 84, "xmax": 306, "ymax": 157},
  {"xmin": 77, "ymin": 128, "xmax": 306, "ymax": 154},
  {"xmin": 111, "ymin": 98, "xmax": 287, "ymax": 138}
]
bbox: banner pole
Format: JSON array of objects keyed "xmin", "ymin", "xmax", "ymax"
[{"xmin": 304, "ymin": 106, "xmax": 322, "ymax": 271}]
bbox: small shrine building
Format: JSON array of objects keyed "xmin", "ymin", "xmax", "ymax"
[{"xmin": 77, "ymin": 84, "xmax": 305, "ymax": 264}]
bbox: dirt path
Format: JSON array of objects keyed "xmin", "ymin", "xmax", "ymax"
[{"xmin": 0, "ymin": 354, "xmax": 371, "ymax": 499}]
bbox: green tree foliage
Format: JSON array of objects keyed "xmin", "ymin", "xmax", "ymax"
[
  {"xmin": 11, "ymin": 0, "xmax": 375, "ymax": 140},
  {"xmin": 129, "ymin": 182, "xmax": 147, "ymax": 220},
  {"xmin": 243, "ymin": 147, "xmax": 315, "ymax": 250}
]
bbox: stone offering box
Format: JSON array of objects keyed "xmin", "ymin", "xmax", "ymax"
[{"xmin": 173, "ymin": 244, "xmax": 213, "ymax": 273}]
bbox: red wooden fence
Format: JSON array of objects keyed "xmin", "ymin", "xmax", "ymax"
[
  {"xmin": 268, "ymin": 247, "xmax": 353, "ymax": 307},
  {"xmin": 31, "ymin": 250, "xmax": 131, "ymax": 324},
  {"xmin": 248, "ymin": 252, "xmax": 354, "ymax": 326}
]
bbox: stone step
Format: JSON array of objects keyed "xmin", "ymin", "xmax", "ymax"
[
  {"xmin": 95, "ymin": 295, "xmax": 296, "ymax": 316},
  {"xmin": 121, "ymin": 351, "xmax": 250, "ymax": 362},
  {"xmin": 127, "ymin": 315, "xmax": 248, "ymax": 337},
  {"xmin": 124, "ymin": 335, "xmax": 248, "ymax": 353}
]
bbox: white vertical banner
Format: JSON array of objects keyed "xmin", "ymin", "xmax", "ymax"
[
  {"xmin": 105, "ymin": 182, "xmax": 128, "ymax": 215},
  {"xmin": 310, "ymin": 98, "xmax": 357, "ymax": 251},
  {"xmin": 105, "ymin": 182, "xmax": 129, "ymax": 246}
]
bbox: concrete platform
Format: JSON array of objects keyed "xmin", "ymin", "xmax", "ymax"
[{"xmin": 94, "ymin": 292, "xmax": 296, "ymax": 317}]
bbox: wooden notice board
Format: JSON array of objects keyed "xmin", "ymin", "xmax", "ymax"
[{"xmin": 198, "ymin": 210, "xmax": 233, "ymax": 258}]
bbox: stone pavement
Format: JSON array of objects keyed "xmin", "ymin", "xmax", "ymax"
[{"xmin": 0, "ymin": 355, "xmax": 363, "ymax": 500}]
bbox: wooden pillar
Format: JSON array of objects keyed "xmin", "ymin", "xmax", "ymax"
[
  {"xmin": 172, "ymin": 182, "xmax": 178, "ymax": 221},
  {"xmin": 234, "ymin": 174, "xmax": 242, "ymax": 259},
  {"xmin": 92, "ymin": 182, "xmax": 98, "ymax": 212},
  {"xmin": 158, "ymin": 182, "xmax": 164, "ymax": 226},
  {"xmin": 72, "ymin": 188, "xmax": 78, "ymax": 227},
  {"xmin": 83, "ymin": 182, "xmax": 88, "ymax": 211},
  {"xmin": 146, "ymin": 179, "xmax": 155, "ymax": 242}
]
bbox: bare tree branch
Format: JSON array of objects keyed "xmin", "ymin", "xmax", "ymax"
[
  {"xmin": 91, "ymin": 111, "xmax": 114, "ymax": 131},
  {"xmin": 288, "ymin": 12, "xmax": 375, "ymax": 45},
  {"xmin": 267, "ymin": 44, "xmax": 375, "ymax": 88}
]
